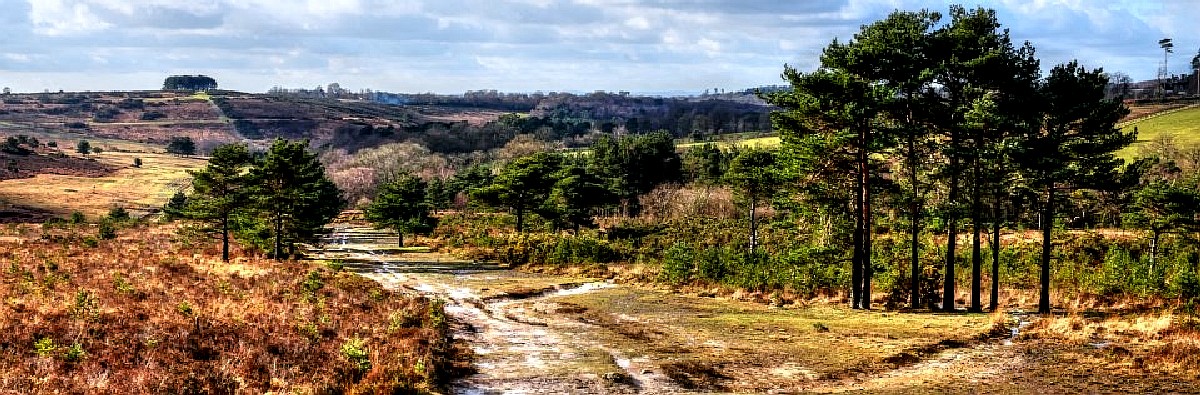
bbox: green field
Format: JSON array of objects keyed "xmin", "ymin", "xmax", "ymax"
[
  {"xmin": 678, "ymin": 135, "xmax": 781, "ymax": 150},
  {"xmin": 1118, "ymin": 105, "xmax": 1200, "ymax": 159}
]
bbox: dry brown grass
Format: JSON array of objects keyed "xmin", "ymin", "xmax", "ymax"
[
  {"xmin": 0, "ymin": 222, "xmax": 462, "ymax": 394},
  {"xmin": 543, "ymin": 285, "xmax": 1002, "ymax": 392},
  {"xmin": 0, "ymin": 151, "xmax": 204, "ymax": 219},
  {"xmin": 1024, "ymin": 311, "xmax": 1200, "ymax": 370}
]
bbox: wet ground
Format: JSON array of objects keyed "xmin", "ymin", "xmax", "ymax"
[{"xmin": 311, "ymin": 226, "xmax": 1200, "ymax": 394}]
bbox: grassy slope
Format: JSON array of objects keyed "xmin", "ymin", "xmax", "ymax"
[
  {"xmin": 1116, "ymin": 105, "xmax": 1200, "ymax": 160},
  {"xmin": 678, "ymin": 136, "xmax": 781, "ymax": 150},
  {"xmin": 0, "ymin": 151, "xmax": 204, "ymax": 219},
  {"xmin": 0, "ymin": 128, "xmax": 207, "ymax": 218}
]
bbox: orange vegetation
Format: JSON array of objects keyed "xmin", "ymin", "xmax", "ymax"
[{"xmin": 0, "ymin": 223, "xmax": 463, "ymax": 394}]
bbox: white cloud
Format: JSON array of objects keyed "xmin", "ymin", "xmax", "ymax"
[
  {"xmin": 3, "ymin": 0, "xmax": 1198, "ymax": 93},
  {"xmin": 30, "ymin": 0, "xmax": 112, "ymax": 35}
]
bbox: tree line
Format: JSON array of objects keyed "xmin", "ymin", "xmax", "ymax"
[
  {"xmin": 760, "ymin": 6, "xmax": 1133, "ymax": 313},
  {"xmin": 170, "ymin": 6, "xmax": 1191, "ymax": 317}
]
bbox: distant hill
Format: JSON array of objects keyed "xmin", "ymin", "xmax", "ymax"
[{"xmin": 0, "ymin": 89, "xmax": 776, "ymax": 156}]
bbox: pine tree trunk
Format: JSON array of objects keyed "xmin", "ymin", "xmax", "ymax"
[
  {"xmin": 398, "ymin": 230, "xmax": 404, "ymax": 248},
  {"xmin": 862, "ymin": 155, "xmax": 872, "ymax": 310},
  {"xmin": 944, "ymin": 145, "xmax": 959, "ymax": 312},
  {"xmin": 851, "ymin": 127, "xmax": 867, "ymax": 310},
  {"xmin": 969, "ymin": 155, "xmax": 983, "ymax": 313},
  {"xmin": 851, "ymin": 203, "xmax": 863, "ymax": 309},
  {"xmin": 273, "ymin": 213, "xmax": 283, "ymax": 261},
  {"xmin": 990, "ymin": 217, "xmax": 1001, "ymax": 312},
  {"xmin": 1151, "ymin": 230, "xmax": 1160, "ymax": 280},
  {"xmin": 1038, "ymin": 185, "xmax": 1054, "ymax": 314},
  {"xmin": 908, "ymin": 131, "xmax": 921, "ymax": 310},
  {"xmin": 749, "ymin": 194, "xmax": 758, "ymax": 252},
  {"xmin": 516, "ymin": 203, "xmax": 525, "ymax": 234},
  {"xmin": 221, "ymin": 215, "xmax": 230, "ymax": 262}
]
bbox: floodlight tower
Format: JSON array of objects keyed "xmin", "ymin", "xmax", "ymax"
[
  {"xmin": 1159, "ymin": 38, "xmax": 1174, "ymax": 99},
  {"xmin": 1192, "ymin": 49, "xmax": 1199, "ymax": 97}
]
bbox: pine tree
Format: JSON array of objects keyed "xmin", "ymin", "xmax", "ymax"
[
  {"xmin": 765, "ymin": 67, "xmax": 890, "ymax": 309},
  {"xmin": 248, "ymin": 139, "xmax": 345, "ymax": 259},
  {"xmin": 1016, "ymin": 61, "xmax": 1134, "ymax": 314},
  {"xmin": 186, "ymin": 143, "xmax": 253, "ymax": 262},
  {"xmin": 588, "ymin": 132, "xmax": 681, "ymax": 216},
  {"xmin": 724, "ymin": 148, "xmax": 781, "ymax": 251},
  {"xmin": 366, "ymin": 174, "xmax": 434, "ymax": 247},
  {"xmin": 550, "ymin": 162, "xmax": 616, "ymax": 232},
  {"xmin": 1126, "ymin": 177, "xmax": 1200, "ymax": 278},
  {"xmin": 472, "ymin": 152, "xmax": 562, "ymax": 233}
]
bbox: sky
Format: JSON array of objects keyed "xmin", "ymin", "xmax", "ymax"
[{"xmin": 0, "ymin": 0, "xmax": 1197, "ymax": 95}]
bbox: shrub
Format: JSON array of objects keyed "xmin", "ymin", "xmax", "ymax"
[
  {"xmin": 97, "ymin": 221, "xmax": 116, "ymax": 240},
  {"xmin": 660, "ymin": 243, "xmax": 694, "ymax": 285},
  {"xmin": 63, "ymin": 343, "xmax": 86, "ymax": 362},
  {"xmin": 107, "ymin": 206, "xmax": 130, "ymax": 222},
  {"xmin": 303, "ymin": 269, "xmax": 324, "ymax": 300},
  {"xmin": 696, "ymin": 245, "xmax": 731, "ymax": 282},
  {"xmin": 1174, "ymin": 268, "xmax": 1200, "ymax": 302},
  {"xmin": 34, "ymin": 338, "xmax": 57, "ymax": 357},
  {"xmin": 69, "ymin": 211, "xmax": 85, "ymax": 224},
  {"xmin": 340, "ymin": 337, "xmax": 371, "ymax": 373},
  {"xmin": 176, "ymin": 300, "xmax": 193, "ymax": 316}
]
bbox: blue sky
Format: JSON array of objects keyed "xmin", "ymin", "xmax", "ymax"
[{"xmin": 0, "ymin": 0, "xmax": 1196, "ymax": 94}]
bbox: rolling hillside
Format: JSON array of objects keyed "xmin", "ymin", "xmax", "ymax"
[{"xmin": 1118, "ymin": 104, "xmax": 1200, "ymax": 159}]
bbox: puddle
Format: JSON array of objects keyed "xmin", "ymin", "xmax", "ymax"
[{"xmin": 1003, "ymin": 311, "xmax": 1033, "ymax": 346}]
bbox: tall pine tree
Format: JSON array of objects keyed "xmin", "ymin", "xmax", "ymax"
[
  {"xmin": 1017, "ymin": 61, "xmax": 1133, "ymax": 314},
  {"xmin": 185, "ymin": 143, "xmax": 253, "ymax": 262},
  {"xmin": 366, "ymin": 174, "xmax": 434, "ymax": 247},
  {"xmin": 249, "ymin": 139, "xmax": 345, "ymax": 259}
]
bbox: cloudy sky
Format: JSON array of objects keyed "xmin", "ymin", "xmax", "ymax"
[{"xmin": 0, "ymin": 0, "xmax": 1197, "ymax": 94}]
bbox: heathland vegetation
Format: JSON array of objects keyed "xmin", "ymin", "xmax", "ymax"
[{"xmin": 4, "ymin": 3, "xmax": 1200, "ymax": 393}]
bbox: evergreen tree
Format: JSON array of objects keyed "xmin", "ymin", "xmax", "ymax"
[
  {"xmin": 248, "ymin": 139, "xmax": 345, "ymax": 259},
  {"xmin": 589, "ymin": 132, "xmax": 681, "ymax": 216},
  {"xmin": 724, "ymin": 148, "xmax": 781, "ymax": 251},
  {"xmin": 472, "ymin": 152, "xmax": 562, "ymax": 233},
  {"xmin": 683, "ymin": 143, "xmax": 730, "ymax": 185},
  {"xmin": 550, "ymin": 162, "xmax": 616, "ymax": 232},
  {"xmin": 827, "ymin": 9, "xmax": 943, "ymax": 310},
  {"xmin": 1126, "ymin": 178, "xmax": 1200, "ymax": 276},
  {"xmin": 163, "ymin": 191, "xmax": 188, "ymax": 221},
  {"xmin": 76, "ymin": 140, "xmax": 91, "ymax": 155},
  {"xmin": 449, "ymin": 164, "xmax": 495, "ymax": 208},
  {"xmin": 185, "ymin": 143, "xmax": 253, "ymax": 261},
  {"xmin": 366, "ymin": 174, "xmax": 434, "ymax": 247},
  {"xmin": 1016, "ymin": 61, "xmax": 1134, "ymax": 314},
  {"xmin": 766, "ymin": 66, "xmax": 891, "ymax": 310},
  {"xmin": 167, "ymin": 136, "xmax": 197, "ymax": 156}
]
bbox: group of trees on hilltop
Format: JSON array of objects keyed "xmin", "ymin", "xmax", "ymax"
[
  {"xmin": 163, "ymin": 75, "xmax": 218, "ymax": 91},
  {"xmin": 171, "ymin": 139, "xmax": 344, "ymax": 261},
  {"xmin": 762, "ymin": 6, "xmax": 1132, "ymax": 313}
]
